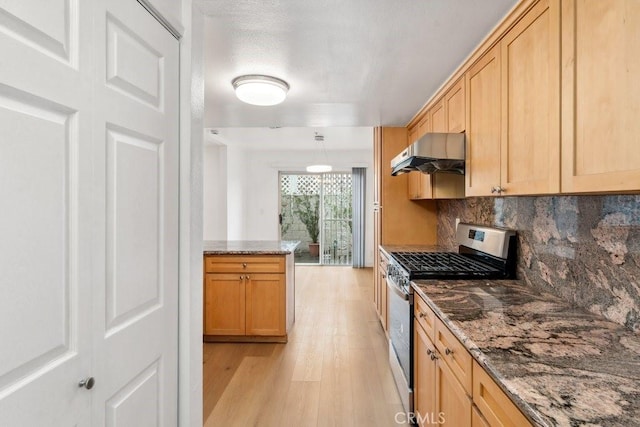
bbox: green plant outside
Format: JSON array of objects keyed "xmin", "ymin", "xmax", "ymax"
[{"xmin": 293, "ymin": 193, "xmax": 320, "ymax": 243}]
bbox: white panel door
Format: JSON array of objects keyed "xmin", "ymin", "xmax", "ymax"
[
  {"xmin": 0, "ymin": 1, "xmax": 93, "ymax": 426},
  {"xmin": 92, "ymin": 0, "xmax": 179, "ymax": 425}
]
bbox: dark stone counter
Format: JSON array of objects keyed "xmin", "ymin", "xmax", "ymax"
[
  {"xmin": 203, "ymin": 240, "xmax": 300, "ymax": 255},
  {"xmin": 412, "ymin": 279, "xmax": 640, "ymax": 427}
]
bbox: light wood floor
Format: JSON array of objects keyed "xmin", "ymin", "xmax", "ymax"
[{"xmin": 203, "ymin": 266, "xmax": 408, "ymax": 427}]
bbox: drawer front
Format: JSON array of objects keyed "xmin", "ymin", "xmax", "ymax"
[
  {"xmin": 435, "ymin": 318, "xmax": 472, "ymax": 394},
  {"xmin": 379, "ymin": 250, "xmax": 389, "ymax": 273},
  {"xmin": 205, "ymin": 255, "xmax": 285, "ymax": 273},
  {"xmin": 414, "ymin": 294, "xmax": 436, "ymax": 341},
  {"xmin": 472, "ymin": 360, "xmax": 532, "ymax": 427}
]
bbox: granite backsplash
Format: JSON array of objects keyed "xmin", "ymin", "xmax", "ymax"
[{"xmin": 437, "ymin": 195, "xmax": 640, "ymax": 332}]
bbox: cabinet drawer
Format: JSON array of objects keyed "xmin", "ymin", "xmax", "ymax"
[
  {"xmin": 434, "ymin": 318, "xmax": 472, "ymax": 395},
  {"xmin": 414, "ymin": 294, "xmax": 436, "ymax": 341},
  {"xmin": 205, "ymin": 255, "xmax": 285, "ymax": 273},
  {"xmin": 379, "ymin": 250, "xmax": 389, "ymax": 273},
  {"xmin": 473, "ymin": 360, "xmax": 532, "ymax": 427}
]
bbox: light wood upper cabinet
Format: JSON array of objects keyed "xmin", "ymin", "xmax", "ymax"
[
  {"xmin": 501, "ymin": 0, "xmax": 560, "ymax": 195},
  {"xmin": 561, "ymin": 0, "xmax": 640, "ymax": 193},
  {"xmin": 446, "ymin": 78, "xmax": 466, "ymax": 133},
  {"xmin": 407, "ymin": 122, "xmax": 432, "ymax": 200},
  {"xmin": 466, "ymin": 0, "xmax": 560, "ymax": 197},
  {"xmin": 465, "ymin": 45, "xmax": 502, "ymax": 197},
  {"xmin": 431, "ymin": 99, "xmax": 446, "ymax": 133},
  {"xmin": 408, "ymin": 91, "xmax": 465, "ymax": 201}
]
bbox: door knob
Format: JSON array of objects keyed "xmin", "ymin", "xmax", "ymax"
[{"xmin": 78, "ymin": 377, "xmax": 95, "ymax": 390}]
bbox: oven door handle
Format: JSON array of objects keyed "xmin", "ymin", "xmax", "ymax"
[{"xmin": 387, "ymin": 277, "xmax": 409, "ymax": 301}]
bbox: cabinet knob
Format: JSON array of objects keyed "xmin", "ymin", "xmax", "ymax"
[
  {"xmin": 491, "ymin": 186, "xmax": 505, "ymax": 194},
  {"xmin": 240, "ymin": 275, "xmax": 244, "ymax": 280},
  {"xmin": 430, "ymin": 353, "xmax": 438, "ymax": 361},
  {"xmin": 78, "ymin": 377, "xmax": 95, "ymax": 390},
  {"xmin": 426, "ymin": 349, "xmax": 432, "ymax": 356},
  {"xmin": 418, "ymin": 312, "xmax": 426, "ymax": 318},
  {"xmin": 445, "ymin": 348, "xmax": 453, "ymax": 356},
  {"xmin": 246, "ymin": 275, "xmax": 250, "ymax": 280},
  {"xmin": 242, "ymin": 263, "xmax": 247, "ymax": 268}
]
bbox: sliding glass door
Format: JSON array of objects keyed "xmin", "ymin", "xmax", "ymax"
[{"xmin": 279, "ymin": 172, "xmax": 353, "ymax": 265}]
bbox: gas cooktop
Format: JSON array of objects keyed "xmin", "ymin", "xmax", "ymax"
[
  {"xmin": 387, "ymin": 223, "xmax": 517, "ymax": 281},
  {"xmin": 390, "ymin": 251, "xmax": 501, "ymax": 279}
]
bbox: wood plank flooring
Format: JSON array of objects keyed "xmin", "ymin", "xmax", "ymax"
[{"xmin": 203, "ymin": 266, "xmax": 408, "ymax": 426}]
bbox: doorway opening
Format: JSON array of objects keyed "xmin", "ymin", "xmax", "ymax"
[{"xmin": 279, "ymin": 172, "xmax": 353, "ymax": 265}]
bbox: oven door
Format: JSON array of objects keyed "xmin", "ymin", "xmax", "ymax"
[{"xmin": 387, "ymin": 274, "xmax": 413, "ymax": 413}]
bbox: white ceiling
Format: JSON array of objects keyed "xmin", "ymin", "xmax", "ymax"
[{"xmin": 198, "ymin": 0, "xmax": 519, "ymax": 132}]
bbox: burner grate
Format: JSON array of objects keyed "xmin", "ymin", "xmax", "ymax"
[{"xmin": 391, "ymin": 252, "xmax": 500, "ymax": 275}]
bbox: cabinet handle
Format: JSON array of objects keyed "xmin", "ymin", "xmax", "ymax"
[
  {"xmin": 491, "ymin": 186, "xmax": 504, "ymax": 194},
  {"xmin": 382, "ymin": 274, "xmax": 386, "ymax": 278},
  {"xmin": 445, "ymin": 348, "xmax": 453, "ymax": 356}
]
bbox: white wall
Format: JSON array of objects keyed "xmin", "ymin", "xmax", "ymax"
[
  {"xmin": 203, "ymin": 144, "xmax": 227, "ymax": 240},
  {"xmin": 202, "ymin": 133, "xmax": 376, "ymax": 266},
  {"xmin": 225, "ymin": 145, "xmax": 248, "ymax": 240}
]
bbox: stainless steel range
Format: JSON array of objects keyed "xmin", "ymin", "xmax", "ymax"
[{"xmin": 386, "ymin": 223, "xmax": 516, "ymax": 414}]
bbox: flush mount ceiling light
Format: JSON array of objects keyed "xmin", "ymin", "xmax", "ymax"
[
  {"xmin": 231, "ymin": 75, "xmax": 289, "ymax": 106},
  {"xmin": 306, "ymin": 132, "xmax": 333, "ymax": 173}
]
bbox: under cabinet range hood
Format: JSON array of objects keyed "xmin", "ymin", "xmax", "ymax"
[{"xmin": 390, "ymin": 133, "xmax": 465, "ymax": 176}]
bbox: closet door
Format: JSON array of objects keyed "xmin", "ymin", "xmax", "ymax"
[
  {"xmin": 0, "ymin": 1, "xmax": 94, "ymax": 425},
  {"xmin": 91, "ymin": 0, "xmax": 180, "ymax": 425}
]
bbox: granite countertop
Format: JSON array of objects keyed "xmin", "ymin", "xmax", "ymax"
[
  {"xmin": 411, "ymin": 279, "xmax": 640, "ymax": 427},
  {"xmin": 203, "ymin": 240, "xmax": 300, "ymax": 255}
]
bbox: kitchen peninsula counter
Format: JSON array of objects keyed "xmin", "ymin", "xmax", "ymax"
[
  {"xmin": 203, "ymin": 239, "xmax": 300, "ymax": 255},
  {"xmin": 412, "ymin": 279, "xmax": 640, "ymax": 426},
  {"xmin": 203, "ymin": 240, "xmax": 299, "ymax": 343}
]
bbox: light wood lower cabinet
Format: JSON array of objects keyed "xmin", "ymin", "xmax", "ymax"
[
  {"xmin": 204, "ymin": 273, "xmax": 246, "ymax": 335},
  {"xmin": 473, "ymin": 360, "xmax": 532, "ymax": 427},
  {"xmin": 204, "ymin": 254, "xmax": 290, "ymax": 342},
  {"xmin": 375, "ymin": 249, "xmax": 389, "ymax": 331},
  {"xmin": 414, "ymin": 303, "xmax": 471, "ymax": 426},
  {"xmin": 414, "ymin": 293, "xmax": 532, "ymax": 427}
]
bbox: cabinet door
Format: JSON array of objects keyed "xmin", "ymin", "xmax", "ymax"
[
  {"xmin": 416, "ymin": 114, "xmax": 434, "ymax": 199},
  {"xmin": 204, "ymin": 273, "xmax": 246, "ymax": 335},
  {"xmin": 446, "ymin": 78, "xmax": 466, "ymax": 133},
  {"xmin": 501, "ymin": 0, "xmax": 560, "ymax": 195},
  {"xmin": 473, "ymin": 360, "xmax": 532, "ymax": 427},
  {"xmin": 465, "ymin": 45, "xmax": 501, "ymax": 197},
  {"xmin": 414, "ymin": 323, "xmax": 437, "ymax": 427},
  {"xmin": 561, "ymin": 0, "xmax": 640, "ymax": 192},
  {"xmin": 246, "ymin": 273, "xmax": 285, "ymax": 336},
  {"xmin": 407, "ymin": 125, "xmax": 422, "ymax": 200},
  {"xmin": 472, "ymin": 406, "xmax": 490, "ymax": 427},
  {"xmin": 431, "ymin": 100, "xmax": 446, "ymax": 133},
  {"xmin": 436, "ymin": 356, "xmax": 472, "ymax": 427}
]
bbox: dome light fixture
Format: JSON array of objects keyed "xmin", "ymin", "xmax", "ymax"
[{"xmin": 231, "ymin": 75, "xmax": 289, "ymax": 106}]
